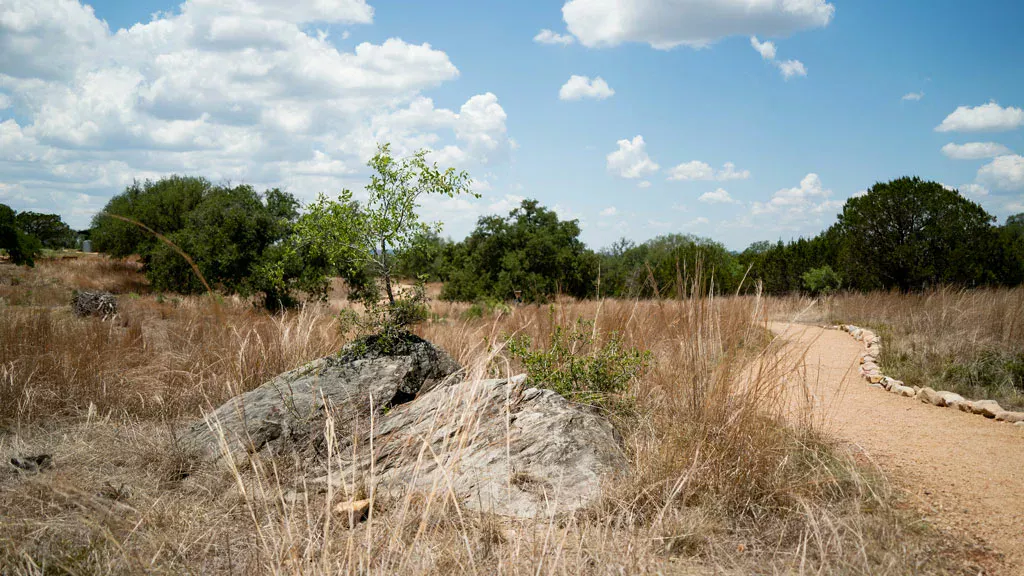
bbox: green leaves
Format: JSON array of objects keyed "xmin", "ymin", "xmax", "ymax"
[
  {"xmin": 441, "ymin": 199, "xmax": 598, "ymax": 302},
  {"xmin": 90, "ymin": 177, "xmax": 305, "ymax": 307},
  {"xmin": 505, "ymin": 317, "xmax": 652, "ymax": 408},
  {"xmin": 838, "ymin": 177, "xmax": 1001, "ymax": 290},
  {"xmin": 0, "ymin": 203, "xmax": 43, "ymax": 267},
  {"xmin": 14, "ymin": 212, "xmax": 76, "ymax": 249},
  {"xmin": 801, "ymin": 265, "xmax": 842, "ymax": 296},
  {"xmin": 290, "ymin": 143, "xmax": 475, "ymax": 308}
]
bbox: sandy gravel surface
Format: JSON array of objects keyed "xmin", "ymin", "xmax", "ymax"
[{"xmin": 771, "ymin": 322, "xmax": 1024, "ymax": 575}]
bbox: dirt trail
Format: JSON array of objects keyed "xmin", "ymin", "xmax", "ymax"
[{"xmin": 771, "ymin": 322, "xmax": 1024, "ymax": 575}]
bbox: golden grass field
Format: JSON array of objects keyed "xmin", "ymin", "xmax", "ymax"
[{"xmin": 0, "ymin": 254, "xmax": 1011, "ymax": 574}]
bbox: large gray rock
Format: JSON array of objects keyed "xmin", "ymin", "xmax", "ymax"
[
  {"xmin": 315, "ymin": 375, "xmax": 628, "ymax": 518},
  {"xmin": 180, "ymin": 334, "xmax": 463, "ymax": 463},
  {"xmin": 182, "ymin": 335, "xmax": 627, "ymax": 518}
]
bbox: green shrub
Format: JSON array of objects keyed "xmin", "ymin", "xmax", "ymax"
[
  {"xmin": 343, "ymin": 280, "xmax": 431, "ymax": 354},
  {"xmin": 0, "ymin": 203, "xmax": 42, "ymax": 267},
  {"xmin": 802, "ymin": 265, "xmax": 842, "ymax": 295},
  {"xmin": 505, "ymin": 317, "xmax": 652, "ymax": 408},
  {"xmin": 461, "ymin": 297, "xmax": 511, "ymax": 320}
]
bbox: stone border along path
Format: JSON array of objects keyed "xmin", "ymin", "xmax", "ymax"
[{"xmin": 837, "ymin": 324, "xmax": 1024, "ymax": 428}]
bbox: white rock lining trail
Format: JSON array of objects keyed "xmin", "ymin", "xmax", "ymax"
[{"xmin": 837, "ymin": 324, "xmax": 1024, "ymax": 428}]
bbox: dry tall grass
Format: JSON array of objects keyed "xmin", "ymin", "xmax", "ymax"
[
  {"xmin": 0, "ymin": 259, "xmax": 982, "ymax": 574},
  {"xmin": 805, "ymin": 288, "xmax": 1024, "ymax": 409}
]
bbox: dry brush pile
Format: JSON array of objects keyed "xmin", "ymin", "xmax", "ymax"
[{"xmin": 0, "ymin": 258, "xmax": 987, "ymax": 574}]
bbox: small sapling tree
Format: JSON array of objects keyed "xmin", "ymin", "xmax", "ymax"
[{"xmin": 291, "ymin": 143, "xmax": 474, "ymax": 342}]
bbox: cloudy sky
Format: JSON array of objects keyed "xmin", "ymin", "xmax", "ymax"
[{"xmin": 1, "ymin": 0, "xmax": 1023, "ymax": 250}]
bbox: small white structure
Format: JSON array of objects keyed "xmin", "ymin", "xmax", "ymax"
[{"xmin": 82, "ymin": 240, "xmax": 92, "ymax": 253}]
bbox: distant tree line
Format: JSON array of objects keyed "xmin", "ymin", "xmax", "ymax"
[
  {"xmin": 14, "ymin": 165, "xmax": 1022, "ymax": 307},
  {"xmin": 738, "ymin": 178, "xmax": 1023, "ymax": 294},
  {"xmin": 88, "ymin": 144, "xmax": 473, "ymax": 309},
  {"xmin": 0, "ymin": 203, "xmax": 79, "ymax": 266},
  {"xmin": 396, "ymin": 177, "xmax": 1024, "ymax": 300}
]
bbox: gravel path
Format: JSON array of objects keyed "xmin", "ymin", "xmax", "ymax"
[{"xmin": 771, "ymin": 322, "xmax": 1024, "ymax": 575}]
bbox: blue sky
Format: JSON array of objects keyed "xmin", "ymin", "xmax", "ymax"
[{"xmin": 1, "ymin": 0, "xmax": 1022, "ymax": 250}]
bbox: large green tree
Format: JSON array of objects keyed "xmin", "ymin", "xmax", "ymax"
[
  {"xmin": 0, "ymin": 204, "xmax": 42, "ymax": 266},
  {"xmin": 91, "ymin": 177, "xmax": 304, "ymax": 306},
  {"xmin": 91, "ymin": 176, "xmax": 210, "ymax": 258},
  {"xmin": 14, "ymin": 212, "xmax": 76, "ymax": 249},
  {"xmin": 837, "ymin": 177, "xmax": 1000, "ymax": 290},
  {"xmin": 145, "ymin": 185, "xmax": 299, "ymax": 297},
  {"xmin": 442, "ymin": 199, "xmax": 598, "ymax": 302},
  {"xmin": 998, "ymin": 213, "xmax": 1024, "ymax": 285}
]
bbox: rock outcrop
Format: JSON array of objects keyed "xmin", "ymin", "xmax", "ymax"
[
  {"xmin": 181, "ymin": 335, "xmax": 628, "ymax": 518},
  {"xmin": 315, "ymin": 375, "xmax": 628, "ymax": 517},
  {"xmin": 180, "ymin": 334, "xmax": 463, "ymax": 463}
]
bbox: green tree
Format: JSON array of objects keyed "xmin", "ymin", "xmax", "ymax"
[
  {"xmin": 998, "ymin": 213, "xmax": 1024, "ymax": 285},
  {"xmin": 0, "ymin": 204, "xmax": 42, "ymax": 266},
  {"xmin": 801, "ymin": 265, "xmax": 842, "ymax": 295},
  {"xmin": 837, "ymin": 177, "xmax": 1000, "ymax": 290},
  {"xmin": 14, "ymin": 212, "xmax": 76, "ymax": 249},
  {"xmin": 292, "ymin": 143, "xmax": 474, "ymax": 304},
  {"xmin": 145, "ymin": 184, "xmax": 299, "ymax": 299},
  {"xmin": 91, "ymin": 176, "xmax": 305, "ymax": 307},
  {"xmin": 442, "ymin": 199, "xmax": 598, "ymax": 302},
  {"xmin": 363, "ymin": 144, "xmax": 474, "ymax": 303},
  {"xmin": 392, "ymin": 229, "xmax": 452, "ymax": 282},
  {"xmin": 91, "ymin": 176, "xmax": 210, "ymax": 258}
]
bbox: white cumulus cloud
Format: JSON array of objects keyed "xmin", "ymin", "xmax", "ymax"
[
  {"xmin": 668, "ymin": 160, "xmax": 714, "ymax": 180},
  {"xmin": 778, "ymin": 59, "xmax": 807, "ymax": 80},
  {"xmin": 607, "ymin": 135, "xmax": 659, "ymax": 179},
  {"xmin": 977, "ymin": 155, "xmax": 1024, "ymax": 191},
  {"xmin": 941, "ymin": 142, "xmax": 1013, "ymax": 160},
  {"xmin": 0, "ymin": 0, "xmax": 515, "ymax": 232},
  {"xmin": 902, "ymin": 91, "xmax": 924, "ymax": 102},
  {"xmin": 959, "ymin": 183, "xmax": 989, "ymax": 197},
  {"xmin": 559, "ymin": 75, "xmax": 614, "ymax": 100},
  {"xmin": 936, "ymin": 102, "xmax": 1024, "ymax": 133},
  {"xmin": 750, "ymin": 36, "xmax": 807, "ymax": 80},
  {"xmin": 600, "ymin": 206, "xmax": 618, "ymax": 216},
  {"xmin": 563, "ymin": 0, "xmax": 835, "ymax": 49},
  {"xmin": 752, "ymin": 173, "xmax": 835, "ymax": 215},
  {"xmin": 750, "ymin": 36, "xmax": 776, "ymax": 60},
  {"xmin": 699, "ymin": 188, "xmax": 739, "ymax": 204},
  {"xmin": 667, "ymin": 160, "xmax": 750, "ymax": 181},
  {"xmin": 534, "ymin": 29, "xmax": 575, "ymax": 45}
]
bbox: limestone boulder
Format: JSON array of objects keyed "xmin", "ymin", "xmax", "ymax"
[
  {"xmin": 994, "ymin": 411, "xmax": 1024, "ymax": 424},
  {"xmin": 892, "ymin": 385, "xmax": 916, "ymax": 397},
  {"xmin": 971, "ymin": 400, "xmax": 1004, "ymax": 419},
  {"xmin": 917, "ymin": 387, "xmax": 943, "ymax": 406},
  {"xmin": 936, "ymin": 391, "xmax": 966, "ymax": 408},
  {"xmin": 182, "ymin": 335, "xmax": 628, "ymax": 518},
  {"xmin": 318, "ymin": 376, "xmax": 628, "ymax": 518},
  {"xmin": 180, "ymin": 334, "xmax": 463, "ymax": 463}
]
